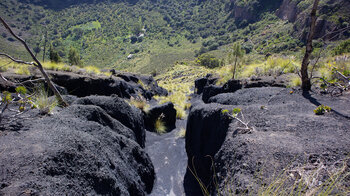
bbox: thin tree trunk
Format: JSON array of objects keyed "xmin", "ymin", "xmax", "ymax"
[
  {"xmin": 301, "ymin": 0, "xmax": 319, "ymax": 91},
  {"xmin": 43, "ymin": 30, "xmax": 47, "ymax": 63},
  {"xmin": 0, "ymin": 17, "xmax": 67, "ymax": 106},
  {"xmin": 233, "ymin": 56, "xmax": 238, "ymax": 79}
]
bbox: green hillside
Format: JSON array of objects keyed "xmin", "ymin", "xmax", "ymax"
[{"xmin": 0, "ymin": 0, "xmax": 349, "ymax": 73}]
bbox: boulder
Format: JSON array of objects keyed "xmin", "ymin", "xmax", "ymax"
[
  {"xmin": 184, "ymin": 103, "xmax": 232, "ymax": 195},
  {"xmin": 199, "ymin": 76, "xmax": 287, "ymax": 103},
  {"xmin": 116, "ymin": 73, "xmax": 168, "ymax": 98},
  {"xmin": 144, "ymin": 102, "xmax": 177, "ymax": 133},
  {"xmin": 202, "ymin": 85, "xmax": 223, "ymax": 103},
  {"xmin": 49, "ymin": 71, "xmax": 138, "ymax": 98},
  {"xmin": 222, "ymin": 79, "xmax": 242, "ymax": 93},
  {"xmin": 194, "ymin": 74, "xmax": 218, "ymax": 95},
  {"xmin": 0, "ymin": 103, "xmax": 155, "ymax": 195},
  {"xmin": 73, "ymin": 95, "xmax": 146, "ymax": 148},
  {"xmin": 1, "ymin": 71, "xmax": 168, "ymax": 100},
  {"xmin": 242, "ymin": 76, "xmax": 286, "ymax": 88}
]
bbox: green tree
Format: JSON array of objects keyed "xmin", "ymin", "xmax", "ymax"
[
  {"xmin": 49, "ymin": 43, "xmax": 61, "ymax": 63},
  {"xmin": 228, "ymin": 42, "xmax": 245, "ymax": 79},
  {"xmin": 68, "ymin": 47, "xmax": 82, "ymax": 66}
]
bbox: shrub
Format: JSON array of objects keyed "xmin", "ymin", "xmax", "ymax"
[
  {"xmin": 68, "ymin": 47, "xmax": 82, "ymax": 66},
  {"xmin": 197, "ymin": 54, "xmax": 221, "ymax": 69},
  {"xmin": 49, "ymin": 44, "xmax": 61, "ymax": 63},
  {"xmin": 314, "ymin": 105, "xmax": 331, "ymax": 115},
  {"xmin": 332, "ymin": 39, "xmax": 350, "ymax": 56}
]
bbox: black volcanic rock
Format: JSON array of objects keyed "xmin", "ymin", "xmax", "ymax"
[
  {"xmin": 208, "ymin": 87, "xmax": 283, "ymax": 105},
  {"xmin": 185, "ymin": 87, "xmax": 350, "ymax": 195},
  {"xmin": 0, "ymin": 101, "xmax": 155, "ymax": 195},
  {"xmin": 202, "ymin": 84, "xmax": 223, "ymax": 103},
  {"xmin": 184, "ymin": 103, "xmax": 232, "ymax": 195},
  {"xmin": 194, "ymin": 74, "xmax": 218, "ymax": 95},
  {"xmin": 73, "ymin": 95, "xmax": 146, "ymax": 148}
]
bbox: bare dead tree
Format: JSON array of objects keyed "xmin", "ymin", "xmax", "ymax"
[
  {"xmin": 0, "ymin": 16, "xmax": 67, "ymax": 106},
  {"xmin": 301, "ymin": 0, "xmax": 320, "ymax": 91}
]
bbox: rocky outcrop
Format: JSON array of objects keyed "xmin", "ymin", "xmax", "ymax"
[
  {"xmin": 194, "ymin": 74, "xmax": 218, "ymax": 95},
  {"xmin": 184, "ymin": 103, "xmax": 232, "ymax": 195},
  {"xmin": 144, "ymin": 102, "xmax": 177, "ymax": 133},
  {"xmin": 73, "ymin": 95, "xmax": 146, "ymax": 148},
  {"xmin": 49, "ymin": 71, "xmax": 166, "ymax": 99},
  {"xmin": 276, "ymin": 0, "xmax": 298, "ymax": 22},
  {"xmin": 0, "ymin": 97, "xmax": 155, "ymax": 195},
  {"xmin": 0, "ymin": 71, "xmax": 167, "ymax": 100},
  {"xmin": 185, "ymin": 87, "xmax": 350, "ymax": 195},
  {"xmin": 199, "ymin": 76, "xmax": 286, "ymax": 103}
]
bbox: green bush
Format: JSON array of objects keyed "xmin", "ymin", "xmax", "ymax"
[
  {"xmin": 68, "ymin": 47, "xmax": 82, "ymax": 66},
  {"xmin": 196, "ymin": 54, "xmax": 221, "ymax": 69},
  {"xmin": 332, "ymin": 39, "xmax": 350, "ymax": 56}
]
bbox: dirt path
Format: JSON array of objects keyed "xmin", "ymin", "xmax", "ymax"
[{"xmin": 145, "ymin": 119, "xmax": 187, "ymax": 196}]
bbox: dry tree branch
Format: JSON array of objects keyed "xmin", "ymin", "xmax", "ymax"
[
  {"xmin": 0, "ymin": 53, "xmax": 35, "ymax": 66},
  {"xmin": 0, "ymin": 16, "xmax": 67, "ymax": 106},
  {"xmin": 310, "ymin": 46, "xmax": 325, "ymax": 79}
]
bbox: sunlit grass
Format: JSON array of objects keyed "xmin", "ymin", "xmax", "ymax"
[
  {"xmin": 289, "ymin": 75, "xmax": 301, "ymax": 87},
  {"xmin": 128, "ymin": 96, "xmax": 150, "ymax": 113},
  {"xmin": 192, "ymin": 157, "xmax": 350, "ymax": 196},
  {"xmin": 32, "ymin": 87, "xmax": 58, "ymax": 115},
  {"xmin": 15, "ymin": 65, "xmax": 30, "ymax": 75},
  {"xmin": 154, "ymin": 117, "xmax": 166, "ymax": 134},
  {"xmin": 42, "ymin": 62, "xmax": 73, "ymax": 72},
  {"xmin": 84, "ymin": 65, "xmax": 101, "ymax": 75},
  {"xmin": 155, "ymin": 64, "xmax": 213, "ymax": 119},
  {"xmin": 238, "ymin": 56, "xmax": 299, "ymax": 78},
  {"xmin": 176, "ymin": 128, "xmax": 186, "ymax": 138}
]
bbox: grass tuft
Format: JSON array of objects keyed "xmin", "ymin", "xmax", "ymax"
[
  {"xmin": 154, "ymin": 116, "xmax": 166, "ymax": 134},
  {"xmin": 128, "ymin": 96, "xmax": 150, "ymax": 113},
  {"xmin": 176, "ymin": 128, "xmax": 186, "ymax": 138},
  {"xmin": 84, "ymin": 66, "xmax": 101, "ymax": 75},
  {"xmin": 15, "ymin": 65, "xmax": 30, "ymax": 75},
  {"xmin": 32, "ymin": 87, "xmax": 58, "ymax": 115},
  {"xmin": 289, "ymin": 75, "xmax": 301, "ymax": 87}
]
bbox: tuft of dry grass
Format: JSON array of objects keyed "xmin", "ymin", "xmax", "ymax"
[
  {"xmin": 154, "ymin": 117, "xmax": 166, "ymax": 134},
  {"xmin": 176, "ymin": 128, "xmax": 186, "ymax": 138},
  {"xmin": 128, "ymin": 96, "xmax": 150, "ymax": 113},
  {"xmin": 289, "ymin": 75, "xmax": 301, "ymax": 87}
]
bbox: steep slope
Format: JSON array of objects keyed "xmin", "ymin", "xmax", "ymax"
[{"xmin": 0, "ymin": 0, "xmax": 349, "ymax": 73}]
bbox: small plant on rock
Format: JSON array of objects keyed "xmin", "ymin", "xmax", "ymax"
[
  {"xmin": 0, "ymin": 86, "xmax": 36, "ymax": 125},
  {"xmin": 129, "ymin": 96, "xmax": 150, "ymax": 113},
  {"xmin": 154, "ymin": 113, "xmax": 166, "ymax": 134},
  {"xmin": 314, "ymin": 105, "xmax": 331, "ymax": 115},
  {"xmin": 176, "ymin": 128, "xmax": 186, "ymax": 138},
  {"xmin": 222, "ymin": 108, "xmax": 253, "ymax": 132},
  {"xmin": 32, "ymin": 86, "xmax": 58, "ymax": 115}
]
